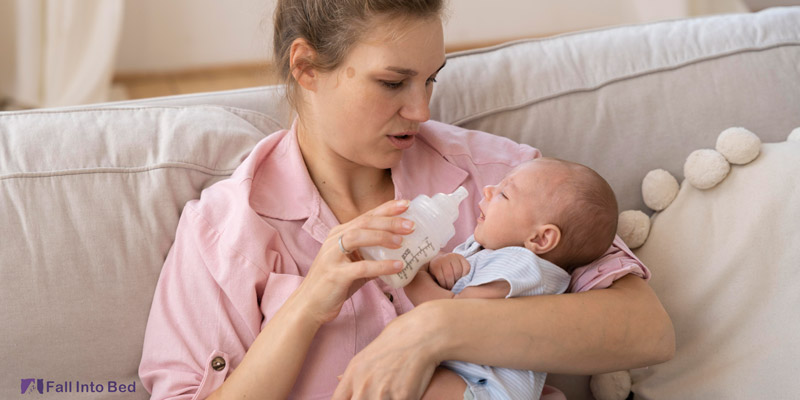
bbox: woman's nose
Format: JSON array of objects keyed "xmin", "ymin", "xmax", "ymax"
[{"xmin": 400, "ymin": 85, "xmax": 431, "ymax": 123}]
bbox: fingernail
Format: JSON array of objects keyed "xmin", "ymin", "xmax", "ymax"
[
  {"xmin": 402, "ymin": 220, "xmax": 414, "ymax": 230},
  {"xmin": 393, "ymin": 261, "xmax": 403, "ymax": 270},
  {"xmin": 397, "ymin": 200, "xmax": 409, "ymax": 207},
  {"xmin": 392, "ymin": 235, "xmax": 402, "ymax": 244}
]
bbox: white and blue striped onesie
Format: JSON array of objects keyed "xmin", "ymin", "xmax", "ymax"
[{"xmin": 443, "ymin": 235, "xmax": 571, "ymax": 400}]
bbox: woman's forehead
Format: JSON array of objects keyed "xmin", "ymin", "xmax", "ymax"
[{"xmin": 346, "ymin": 17, "xmax": 445, "ymax": 69}]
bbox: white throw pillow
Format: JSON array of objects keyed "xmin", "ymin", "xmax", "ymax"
[{"xmin": 630, "ymin": 141, "xmax": 800, "ymax": 399}]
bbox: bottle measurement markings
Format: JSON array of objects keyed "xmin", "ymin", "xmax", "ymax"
[{"xmin": 397, "ymin": 236, "xmax": 436, "ymax": 279}]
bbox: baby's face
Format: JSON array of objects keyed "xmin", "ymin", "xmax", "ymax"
[{"xmin": 474, "ymin": 159, "xmax": 568, "ymax": 250}]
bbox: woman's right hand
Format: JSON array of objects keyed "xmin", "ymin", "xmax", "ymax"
[{"xmin": 294, "ymin": 199, "xmax": 415, "ymax": 325}]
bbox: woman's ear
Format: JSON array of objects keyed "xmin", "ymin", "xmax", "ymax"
[
  {"xmin": 524, "ymin": 224, "xmax": 561, "ymax": 255},
  {"xmin": 289, "ymin": 38, "xmax": 318, "ymax": 91}
]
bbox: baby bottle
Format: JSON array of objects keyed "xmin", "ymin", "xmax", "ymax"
[{"xmin": 360, "ymin": 186, "xmax": 469, "ymax": 288}]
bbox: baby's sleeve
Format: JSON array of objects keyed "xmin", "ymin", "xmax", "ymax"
[{"xmin": 454, "ymin": 247, "xmax": 570, "ymax": 298}]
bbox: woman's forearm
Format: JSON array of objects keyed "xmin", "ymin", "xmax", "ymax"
[
  {"xmin": 207, "ymin": 289, "xmax": 322, "ymax": 400},
  {"xmin": 428, "ymin": 274, "xmax": 675, "ymax": 374}
]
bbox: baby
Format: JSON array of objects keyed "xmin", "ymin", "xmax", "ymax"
[{"xmin": 404, "ymin": 157, "xmax": 619, "ymax": 400}]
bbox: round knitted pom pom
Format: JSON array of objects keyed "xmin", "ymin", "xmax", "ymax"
[
  {"xmin": 617, "ymin": 210, "xmax": 650, "ymax": 249},
  {"xmin": 789, "ymin": 127, "xmax": 800, "ymax": 142},
  {"xmin": 642, "ymin": 169, "xmax": 679, "ymax": 211},
  {"xmin": 715, "ymin": 127, "xmax": 761, "ymax": 164},
  {"xmin": 684, "ymin": 149, "xmax": 730, "ymax": 189},
  {"xmin": 590, "ymin": 371, "xmax": 632, "ymax": 400}
]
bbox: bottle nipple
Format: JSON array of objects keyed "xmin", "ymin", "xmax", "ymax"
[
  {"xmin": 449, "ymin": 186, "xmax": 468, "ymax": 203},
  {"xmin": 431, "ymin": 186, "xmax": 469, "ymax": 222}
]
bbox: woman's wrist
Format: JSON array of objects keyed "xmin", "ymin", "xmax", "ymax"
[
  {"xmin": 409, "ymin": 299, "xmax": 465, "ymax": 363},
  {"xmin": 283, "ymin": 283, "xmax": 330, "ymax": 330}
]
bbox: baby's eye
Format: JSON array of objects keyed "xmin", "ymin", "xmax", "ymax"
[
  {"xmin": 500, "ymin": 192, "xmax": 509, "ymax": 199},
  {"xmin": 380, "ymin": 80, "xmax": 404, "ymax": 90}
]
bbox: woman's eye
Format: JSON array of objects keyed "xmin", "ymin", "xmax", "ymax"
[
  {"xmin": 426, "ymin": 76, "xmax": 438, "ymax": 86},
  {"xmin": 380, "ymin": 80, "xmax": 403, "ymax": 89}
]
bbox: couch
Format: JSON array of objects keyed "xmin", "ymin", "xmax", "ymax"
[{"xmin": 2, "ymin": 7, "xmax": 799, "ymax": 399}]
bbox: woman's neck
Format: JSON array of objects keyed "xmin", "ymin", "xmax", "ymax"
[{"xmin": 296, "ymin": 123, "xmax": 395, "ymax": 223}]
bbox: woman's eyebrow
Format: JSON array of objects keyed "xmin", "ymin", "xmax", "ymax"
[
  {"xmin": 385, "ymin": 61, "xmax": 447, "ymax": 77},
  {"xmin": 385, "ymin": 66, "xmax": 417, "ymax": 76}
]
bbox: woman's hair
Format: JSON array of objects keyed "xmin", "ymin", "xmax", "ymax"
[{"xmin": 272, "ymin": 0, "xmax": 445, "ymax": 111}]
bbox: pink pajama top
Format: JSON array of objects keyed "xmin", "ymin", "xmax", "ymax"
[{"xmin": 139, "ymin": 120, "xmax": 650, "ymax": 399}]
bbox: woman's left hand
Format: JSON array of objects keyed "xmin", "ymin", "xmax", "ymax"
[{"xmin": 332, "ymin": 302, "xmax": 446, "ymax": 400}]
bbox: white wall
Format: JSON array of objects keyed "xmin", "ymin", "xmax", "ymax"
[
  {"xmin": 115, "ymin": 0, "xmax": 275, "ymax": 73},
  {"xmin": 115, "ymin": 0, "xmax": 749, "ymax": 74}
]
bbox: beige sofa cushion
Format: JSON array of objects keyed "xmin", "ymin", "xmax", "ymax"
[
  {"xmin": 0, "ymin": 106, "xmax": 274, "ymax": 399},
  {"xmin": 631, "ymin": 140, "xmax": 800, "ymax": 399}
]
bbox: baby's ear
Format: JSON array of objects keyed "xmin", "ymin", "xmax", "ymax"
[{"xmin": 524, "ymin": 224, "xmax": 561, "ymax": 255}]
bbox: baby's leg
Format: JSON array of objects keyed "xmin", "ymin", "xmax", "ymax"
[{"xmin": 421, "ymin": 367, "xmax": 468, "ymax": 400}]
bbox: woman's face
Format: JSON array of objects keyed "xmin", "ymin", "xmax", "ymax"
[{"xmin": 302, "ymin": 16, "xmax": 446, "ymax": 170}]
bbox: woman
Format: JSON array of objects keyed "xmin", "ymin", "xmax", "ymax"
[{"xmin": 139, "ymin": 1, "xmax": 675, "ymax": 399}]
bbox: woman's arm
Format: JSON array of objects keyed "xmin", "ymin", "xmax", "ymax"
[
  {"xmin": 436, "ymin": 274, "xmax": 675, "ymax": 374},
  {"xmin": 201, "ymin": 200, "xmax": 413, "ymax": 399},
  {"xmin": 334, "ymin": 274, "xmax": 674, "ymax": 398},
  {"xmin": 206, "ymin": 290, "xmax": 320, "ymax": 399}
]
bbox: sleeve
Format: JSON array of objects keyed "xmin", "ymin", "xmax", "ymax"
[
  {"xmin": 443, "ymin": 360, "xmax": 546, "ymax": 400},
  {"xmin": 459, "ymin": 247, "xmax": 570, "ymax": 298},
  {"xmin": 138, "ymin": 203, "xmax": 294, "ymax": 400},
  {"xmin": 568, "ymin": 235, "xmax": 651, "ymax": 293}
]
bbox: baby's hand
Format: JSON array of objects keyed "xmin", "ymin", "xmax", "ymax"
[{"xmin": 428, "ymin": 253, "xmax": 470, "ymax": 290}]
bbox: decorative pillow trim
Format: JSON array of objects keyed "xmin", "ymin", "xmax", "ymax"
[{"xmin": 590, "ymin": 126, "xmax": 800, "ymax": 400}]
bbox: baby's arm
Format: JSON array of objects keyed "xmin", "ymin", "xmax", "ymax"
[
  {"xmin": 405, "ymin": 253, "xmax": 471, "ymax": 305},
  {"xmin": 404, "ymin": 269, "xmax": 455, "ymax": 305},
  {"xmin": 405, "ymin": 252, "xmax": 511, "ymax": 304},
  {"xmin": 428, "ymin": 252, "xmax": 471, "ymax": 289}
]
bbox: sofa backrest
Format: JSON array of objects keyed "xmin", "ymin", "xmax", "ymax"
[
  {"xmin": 1, "ymin": 7, "xmax": 798, "ymax": 400},
  {"xmin": 109, "ymin": 7, "xmax": 800, "ymax": 213}
]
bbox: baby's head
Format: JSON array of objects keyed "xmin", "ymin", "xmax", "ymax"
[{"xmin": 474, "ymin": 157, "xmax": 618, "ymax": 271}]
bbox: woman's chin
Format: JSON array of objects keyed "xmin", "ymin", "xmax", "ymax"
[{"xmin": 370, "ymin": 152, "xmax": 404, "ymax": 170}]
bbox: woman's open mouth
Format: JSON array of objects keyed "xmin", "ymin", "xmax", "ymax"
[{"xmin": 387, "ymin": 132, "xmax": 417, "ymax": 150}]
